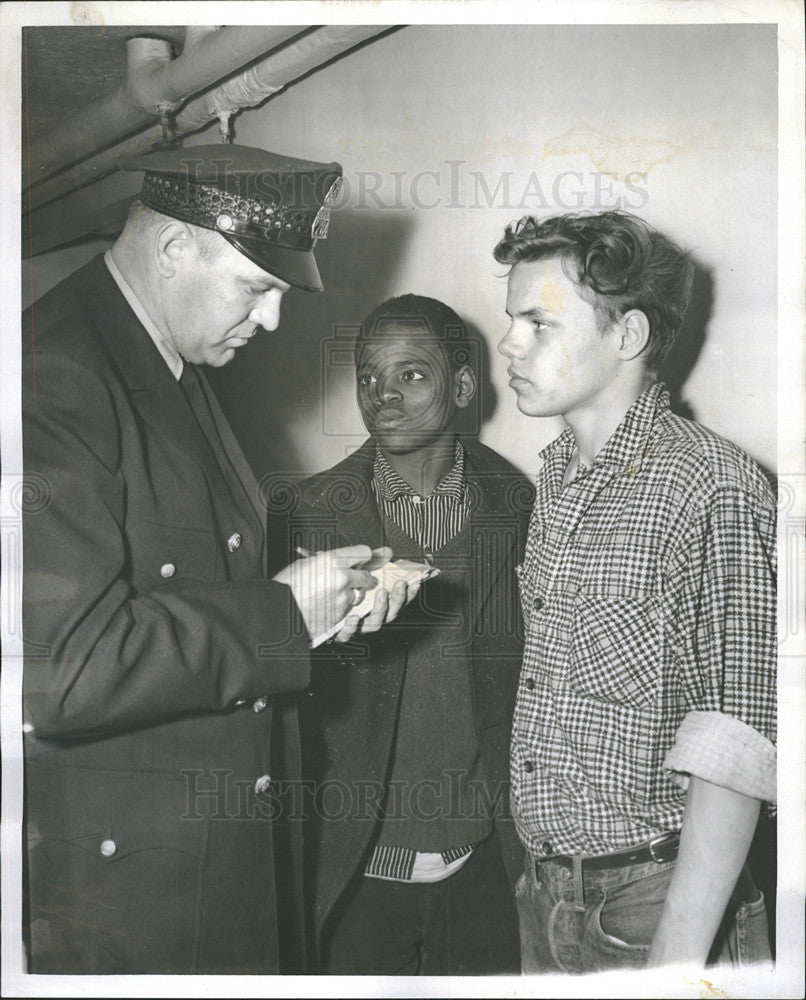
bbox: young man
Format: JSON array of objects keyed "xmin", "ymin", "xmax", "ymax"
[
  {"xmin": 21, "ymin": 144, "xmax": 408, "ymax": 974},
  {"xmin": 494, "ymin": 212, "xmax": 776, "ymax": 973},
  {"xmin": 270, "ymin": 295, "xmax": 534, "ymax": 973}
]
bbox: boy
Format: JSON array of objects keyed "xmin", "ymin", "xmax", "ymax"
[
  {"xmin": 495, "ymin": 211, "xmax": 776, "ymax": 973},
  {"xmin": 274, "ymin": 294, "xmax": 533, "ymax": 973}
]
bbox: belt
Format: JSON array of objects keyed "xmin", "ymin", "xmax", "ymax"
[{"xmin": 536, "ymin": 831, "xmax": 680, "ymax": 874}]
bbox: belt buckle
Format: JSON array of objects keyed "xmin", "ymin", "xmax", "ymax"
[{"xmin": 648, "ymin": 832, "xmax": 679, "ymax": 864}]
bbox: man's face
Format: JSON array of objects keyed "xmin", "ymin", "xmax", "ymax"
[
  {"xmin": 164, "ymin": 234, "xmax": 290, "ymax": 367},
  {"xmin": 356, "ymin": 324, "xmax": 459, "ymax": 454},
  {"xmin": 497, "ymin": 256, "xmax": 622, "ymax": 421}
]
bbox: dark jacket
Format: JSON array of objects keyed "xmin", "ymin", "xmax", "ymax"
[
  {"xmin": 266, "ymin": 437, "xmax": 533, "ymax": 959},
  {"xmin": 21, "ymin": 255, "xmax": 310, "ymax": 973}
]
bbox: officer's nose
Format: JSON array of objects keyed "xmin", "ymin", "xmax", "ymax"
[{"xmin": 250, "ymin": 287, "xmax": 287, "ymax": 332}]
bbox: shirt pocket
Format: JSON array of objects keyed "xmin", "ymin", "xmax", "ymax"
[{"xmin": 569, "ymin": 589, "xmax": 662, "ymax": 707}]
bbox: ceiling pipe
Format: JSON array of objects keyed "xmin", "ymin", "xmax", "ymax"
[
  {"xmin": 24, "ymin": 24, "xmax": 306, "ymax": 189},
  {"xmin": 25, "ymin": 25, "xmax": 393, "ymax": 217}
]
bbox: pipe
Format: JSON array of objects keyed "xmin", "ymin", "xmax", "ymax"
[
  {"xmin": 25, "ymin": 24, "xmax": 306, "ymax": 188},
  {"xmin": 25, "ymin": 25, "xmax": 393, "ymax": 215},
  {"xmin": 191, "ymin": 24, "xmax": 396, "ymax": 130}
]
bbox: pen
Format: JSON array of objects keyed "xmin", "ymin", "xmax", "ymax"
[{"xmin": 295, "ymin": 545, "xmax": 313, "ymax": 558}]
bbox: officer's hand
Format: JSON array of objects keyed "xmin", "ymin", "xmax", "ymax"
[
  {"xmin": 332, "ymin": 576, "xmax": 421, "ymax": 644},
  {"xmin": 273, "ymin": 544, "xmax": 383, "ymax": 643}
]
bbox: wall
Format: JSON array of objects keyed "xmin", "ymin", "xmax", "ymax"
[{"xmin": 26, "ymin": 23, "xmax": 778, "ymax": 483}]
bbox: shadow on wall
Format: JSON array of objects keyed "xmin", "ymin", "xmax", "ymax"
[
  {"xmin": 208, "ymin": 208, "xmax": 415, "ymax": 480},
  {"xmin": 659, "ymin": 260, "xmax": 777, "ymax": 492},
  {"xmin": 659, "ymin": 259, "xmax": 712, "ymax": 424}
]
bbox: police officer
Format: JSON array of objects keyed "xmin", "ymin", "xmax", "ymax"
[{"xmin": 21, "ymin": 144, "xmax": 409, "ymax": 974}]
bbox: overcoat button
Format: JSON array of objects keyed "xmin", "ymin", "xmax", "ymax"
[
  {"xmin": 252, "ymin": 697, "xmax": 268, "ymax": 713},
  {"xmin": 227, "ymin": 532, "xmax": 242, "ymax": 552},
  {"xmin": 532, "ymin": 596, "xmax": 543, "ymax": 611},
  {"xmin": 541, "ymin": 840, "xmax": 554, "ymax": 856},
  {"xmin": 100, "ymin": 839, "xmax": 117, "ymax": 858},
  {"xmin": 254, "ymin": 774, "xmax": 272, "ymax": 795},
  {"xmin": 524, "ymin": 677, "xmax": 536, "ymax": 691},
  {"xmin": 523, "ymin": 760, "xmax": 535, "ymax": 773},
  {"xmin": 160, "ymin": 563, "xmax": 176, "ymax": 579}
]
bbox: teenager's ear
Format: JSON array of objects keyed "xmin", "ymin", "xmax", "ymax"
[
  {"xmin": 455, "ymin": 365, "xmax": 477, "ymax": 409},
  {"xmin": 618, "ymin": 309, "xmax": 651, "ymax": 362}
]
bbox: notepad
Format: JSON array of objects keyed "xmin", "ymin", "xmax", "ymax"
[{"xmin": 310, "ymin": 559, "xmax": 439, "ymax": 648}]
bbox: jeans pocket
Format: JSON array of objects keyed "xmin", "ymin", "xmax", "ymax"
[
  {"xmin": 589, "ymin": 895, "xmax": 651, "ymax": 958},
  {"xmin": 515, "ymin": 871, "xmax": 527, "ymax": 898},
  {"xmin": 733, "ymin": 890, "xmax": 772, "ymax": 966}
]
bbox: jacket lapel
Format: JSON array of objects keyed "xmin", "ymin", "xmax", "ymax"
[
  {"xmin": 196, "ymin": 367, "xmax": 263, "ymax": 533},
  {"xmin": 303, "ymin": 440, "xmax": 387, "ymax": 552},
  {"xmin": 463, "ymin": 441, "xmax": 521, "ymax": 631},
  {"xmin": 78, "ymin": 256, "xmax": 250, "ymax": 513}
]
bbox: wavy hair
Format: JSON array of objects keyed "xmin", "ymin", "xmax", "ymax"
[{"xmin": 493, "ymin": 211, "xmax": 694, "ymax": 370}]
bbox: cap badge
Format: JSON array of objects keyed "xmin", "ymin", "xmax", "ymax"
[
  {"xmin": 216, "ymin": 213, "xmax": 234, "ymax": 232},
  {"xmin": 311, "ymin": 176, "xmax": 342, "ymax": 240}
]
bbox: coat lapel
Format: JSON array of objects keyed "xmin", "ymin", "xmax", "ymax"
[
  {"xmin": 301, "ymin": 440, "xmax": 386, "ymax": 552},
  {"xmin": 463, "ymin": 441, "xmax": 522, "ymax": 632},
  {"xmin": 196, "ymin": 367, "xmax": 263, "ymax": 533},
  {"xmin": 78, "ymin": 256, "xmax": 253, "ymax": 518}
]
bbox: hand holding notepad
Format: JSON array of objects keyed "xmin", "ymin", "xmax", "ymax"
[{"xmin": 310, "ymin": 558, "xmax": 439, "ymax": 648}]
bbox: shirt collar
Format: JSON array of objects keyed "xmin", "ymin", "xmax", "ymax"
[
  {"xmin": 539, "ymin": 382, "xmax": 670, "ymax": 473},
  {"xmin": 104, "ymin": 250, "xmax": 184, "ymax": 381},
  {"xmin": 373, "ymin": 439, "xmax": 466, "ymax": 502}
]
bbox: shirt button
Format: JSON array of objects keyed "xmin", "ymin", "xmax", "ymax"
[
  {"xmin": 524, "ymin": 677, "xmax": 536, "ymax": 691},
  {"xmin": 160, "ymin": 562, "xmax": 176, "ymax": 579},
  {"xmin": 532, "ymin": 596, "xmax": 543, "ymax": 611},
  {"xmin": 252, "ymin": 697, "xmax": 268, "ymax": 713},
  {"xmin": 100, "ymin": 839, "xmax": 117, "ymax": 858},
  {"xmin": 227, "ymin": 532, "xmax": 242, "ymax": 552},
  {"xmin": 523, "ymin": 760, "xmax": 535, "ymax": 773},
  {"xmin": 411, "ymin": 496, "xmax": 423, "ymax": 504},
  {"xmin": 254, "ymin": 774, "xmax": 272, "ymax": 796},
  {"xmin": 541, "ymin": 839, "xmax": 554, "ymax": 856}
]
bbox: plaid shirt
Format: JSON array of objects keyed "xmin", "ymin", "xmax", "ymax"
[{"xmin": 512, "ymin": 383, "xmax": 777, "ymax": 858}]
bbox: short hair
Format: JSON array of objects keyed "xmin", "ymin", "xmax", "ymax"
[
  {"xmin": 355, "ymin": 294, "xmax": 472, "ymax": 372},
  {"xmin": 493, "ymin": 211, "xmax": 694, "ymax": 370},
  {"xmin": 121, "ymin": 199, "xmax": 224, "ymax": 261}
]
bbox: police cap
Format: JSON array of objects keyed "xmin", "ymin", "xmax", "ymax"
[{"xmin": 119, "ymin": 144, "xmax": 343, "ymax": 292}]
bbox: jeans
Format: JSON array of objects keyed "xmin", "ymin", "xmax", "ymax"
[{"xmin": 515, "ymin": 850, "xmax": 772, "ymax": 974}]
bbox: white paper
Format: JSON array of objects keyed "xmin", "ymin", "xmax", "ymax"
[{"xmin": 310, "ymin": 559, "xmax": 439, "ymax": 648}]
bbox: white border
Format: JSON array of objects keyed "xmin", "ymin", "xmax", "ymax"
[{"xmin": 2, "ymin": 2, "xmax": 803, "ymax": 998}]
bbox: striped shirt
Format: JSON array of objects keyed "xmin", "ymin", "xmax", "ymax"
[
  {"xmin": 365, "ymin": 440, "xmax": 475, "ymax": 883},
  {"xmin": 512, "ymin": 382, "xmax": 777, "ymax": 859},
  {"xmin": 370, "ymin": 440, "xmax": 468, "ymax": 556}
]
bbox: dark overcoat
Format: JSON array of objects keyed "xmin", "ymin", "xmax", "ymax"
[
  {"xmin": 21, "ymin": 255, "xmax": 311, "ymax": 974},
  {"xmin": 266, "ymin": 438, "xmax": 534, "ymax": 962}
]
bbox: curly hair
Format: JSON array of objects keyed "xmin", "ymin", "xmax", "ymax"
[
  {"xmin": 493, "ymin": 211, "xmax": 694, "ymax": 370},
  {"xmin": 355, "ymin": 293, "xmax": 471, "ymax": 373}
]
